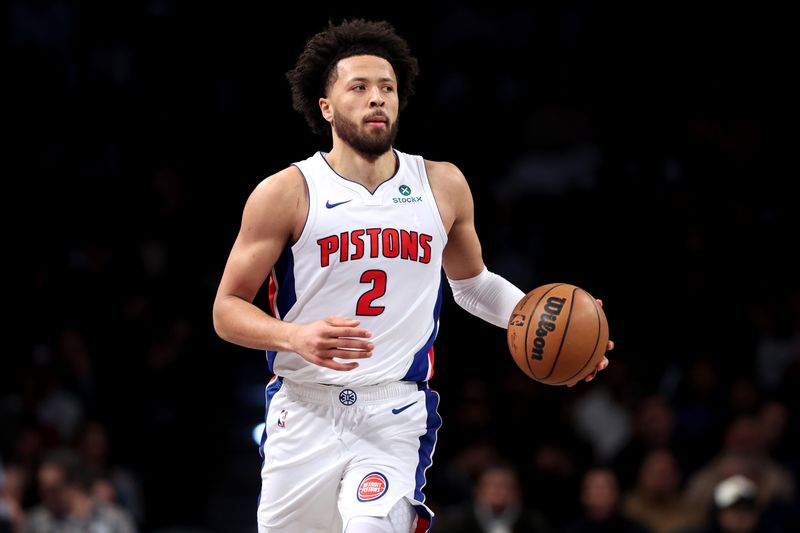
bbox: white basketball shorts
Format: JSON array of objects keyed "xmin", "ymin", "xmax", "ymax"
[{"xmin": 256, "ymin": 377, "xmax": 441, "ymax": 533}]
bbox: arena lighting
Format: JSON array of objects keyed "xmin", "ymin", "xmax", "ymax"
[{"xmin": 252, "ymin": 422, "xmax": 266, "ymax": 446}]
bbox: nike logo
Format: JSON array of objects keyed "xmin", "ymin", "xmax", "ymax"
[
  {"xmin": 325, "ymin": 199, "xmax": 352, "ymax": 209},
  {"xmin": 391, "ymin": 401, "xmax": 418, "ymax": 415}
]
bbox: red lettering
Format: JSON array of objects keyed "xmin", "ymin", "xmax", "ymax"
[
  {"xmin": 351, "ymin": 229, "xmax": 365, "ymax": 260},
  {"xmin": 318, "ymin": 229, "xmax": 433, "ymax": 266},
  {"xmin": 382, "ymin": 228, "xmax": 399, "ymax": 258},
  {"xmin": 365, "ymin": 228, "xmax": 381, "ymax": 258},
  {"xmin": 400, "ymin": 230, "xmax": 418, "ymax": 261},
  {"xmin": 339, "ymin": 231, "xmax": 349, "ymax": 263},
  {"xmin": 317, "ymin": 235, "xmax": 339, "ymax": 267},
  {"xmin": 419, "ymin": 233, "xmax": 432, "ymax": 263}
]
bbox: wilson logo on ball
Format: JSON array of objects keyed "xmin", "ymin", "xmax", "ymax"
[
  {"xmin": 530, "ymin": 297, "xmax": 566, "ymax": 361},
  {"xmin": 357, "ymin": 472, "xmax": 388, "ymax": 502}
]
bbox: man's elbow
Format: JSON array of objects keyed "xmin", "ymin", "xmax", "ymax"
[{"xmin": 212, "ymin": 297, "xmax": 231, "ymax": 341}]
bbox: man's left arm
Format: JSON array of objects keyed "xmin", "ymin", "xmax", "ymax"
[
  {"xmin": 428, "ymin": 160, "xmax": 610, "ymax": 382},
  {"xmin": 427, "ymin": 160, "xmax": 526, "ymax": 328}
]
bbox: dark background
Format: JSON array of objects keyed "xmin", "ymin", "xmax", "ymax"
[{"xmin": 3, "ymin": 2, "xmax": 799, "ymax": 532}]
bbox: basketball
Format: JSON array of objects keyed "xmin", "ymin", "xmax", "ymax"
[{"xmin": 507, "ymin": 283, "xmax": 609, "ymax": 386}]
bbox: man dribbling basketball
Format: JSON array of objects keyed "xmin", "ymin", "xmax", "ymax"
[{"xmin": 212, "ymin": 19, "xmax": 611, "ymax": 533}]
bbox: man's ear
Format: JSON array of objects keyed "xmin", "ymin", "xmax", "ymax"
[{"xmin": 319, "ymin": 98, "xmax": 333, "ymax": 124}]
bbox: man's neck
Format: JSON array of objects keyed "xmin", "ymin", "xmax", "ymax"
[{"xmin": 325, "ymin": 141, "xmax": 396, "ymax": 192}]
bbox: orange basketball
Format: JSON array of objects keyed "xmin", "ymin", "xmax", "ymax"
[{"xmin": 507, "ymin": 283, "xmax": 609, "ymax": 386}]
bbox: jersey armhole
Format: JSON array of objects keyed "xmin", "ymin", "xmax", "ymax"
[
  {"xmin": 289, "ymin": 163, "xmax": 316, "ymax": 251},
  {"xmin": 417, "ymin": 157, "xmax": 449, "ymax": 245}
]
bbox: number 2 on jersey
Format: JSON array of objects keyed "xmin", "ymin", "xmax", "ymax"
[{"xmin": 356, "ymin": 270, "xmax": 386, "ymax": 316}]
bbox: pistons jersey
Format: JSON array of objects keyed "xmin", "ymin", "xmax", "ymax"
[{"xmin": 267, "ymin": 150, "xmax": 448, "ymax": 386}]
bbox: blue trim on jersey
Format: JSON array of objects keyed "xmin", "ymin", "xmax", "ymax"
[
  {"xmin": 274, "ymin": 247, "xmax": 297, "ymax": 317},
  {"xmin": 402, "ymin": 278, "xmax": 443, "ymax": 381},
  {"xmin": 257, "ymin": 376, "xmax": 283, "ymax": 509},
  {"xmin": 267, "ymin": 247, "xmax": 297, "ymax": 372},
  {"xmin": 414, "ymin": 384, "xmax": 441, "ymax": 505},
  {"xmin": 259, "ymin": 376, "xmax": 284, "ymax": 458}
]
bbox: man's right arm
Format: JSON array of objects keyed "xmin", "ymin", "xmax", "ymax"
[{"xmin": 212, "ymin": 167, "xmax": 373, "ymax": 371}]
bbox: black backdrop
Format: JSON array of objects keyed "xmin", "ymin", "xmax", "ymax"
[{"xmin": 5, "ymin": 2, "xmax": 798, "ymax": 532}]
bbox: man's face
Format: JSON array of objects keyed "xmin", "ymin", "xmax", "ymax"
[{"xmin": 321, "ymin": 55, "xmax": 399, "ymax": 156}]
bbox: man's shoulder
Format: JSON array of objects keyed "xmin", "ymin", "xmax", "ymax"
[
  {"xmin": 422, "ymin": 159, "xmax": 468, "ymax": 191},
  {"xmin": 422, "ymin": 158, "xmax": 460, "ymax": 173},
  {"xmin": 251, "ymin": 165, "xmax": 306, "ymax": 201}
]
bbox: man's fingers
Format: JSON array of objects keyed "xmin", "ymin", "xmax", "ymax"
[
  {"xmin": 326, "ymin": 339, "xmax": 375, "ymax": 353},
  {"xmin": 333, "ymin": 327, "xmax": 372, "ymax": 338},
  {"xmin": 607, "ymin": 340, "xmax": 615, "ymax": 351},
  {"xmin": 325, "ymin": 349, "xmax": 373, "ymax": 359},
  {"xmin": 326, "ymin": 338, "xmax": 374, "ymax": 351},
  {"xmin": 321, "ymin": 360, "xmax": 360, "ymax": 371},
  {"xmin": 326, "ymin": 316, "xmax": 361, "ymax": 327}
]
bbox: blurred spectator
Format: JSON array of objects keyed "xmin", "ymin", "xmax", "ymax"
[
  {"xmin": 76, "ymin": 421, "xmax": 144, "ymax": 525},
  {"xmin": 612, "ymin": 395, "xmax": 680, "ymax": 490},
  {"xmin": 1, "ymin": 461, "xmax": 15, "ymax": 533},
  {"xmin": 435, "ymin": 462, "xmax": 552, "ymax": 533},
  {"xmin": 563, "ymin": 467, "xmax": 650, "ymax": 533},
  {"xmin": 26, "ymin": 356, "xmax": 84, "ymax": 447},
  {"xmin": 23, "ymin": 448, "xmax": 137, "ymax": 533},
  {"xmin": 670, "ymin": 358, "xmax": 728, "ymax": 472},
  {"xmin": 437, "ymin": 439, "xmax": 503, "ymax": 508},
  {"xmin": 7, "ymin": 428, "xmax": 47, "ymax": 510},
  {"xmin": 755, "ymin": 400, "xmax": 792, "ymax": 465},
  {"xmin": 621, "ymin": 448, "xmax": 702, "ymax": 533},
  {"xmin": 570, "ymin": 363, "xmax": 633, "ymax": 463},
  {"xmin": 751, "ymin": 298, "xmax": 800, "ymax": 393},
  {"xmin": 684, "ymin": 415, "xmax": 795, "ymax": 515},
  {"xmin": 677, "ymin": 474, "xmax": 792, "ymax": 533},
  {"xmin": 55, "ymin": 329, "xmax": 97, "ymax": 416},
  {"xmin": 0, "ymin": 461, "xmax": 24, "ymax": 533},
  {"xmin": 495, "ymin": 105, "xmax": 602, "ymax": 198}
]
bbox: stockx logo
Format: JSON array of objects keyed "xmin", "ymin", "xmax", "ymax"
[{"xmin": 393, "ymin": 184, "xmax": 423, "ymax": 204}]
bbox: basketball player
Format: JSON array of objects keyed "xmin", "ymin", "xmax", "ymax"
[{"xmin": 212, "ymin": 19, "xmax": 611, "ymax": 533}]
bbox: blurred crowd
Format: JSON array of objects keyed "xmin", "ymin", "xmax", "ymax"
[{"xmin": 4, "ymin": 2, "xmax": 798, "ymax": 532}]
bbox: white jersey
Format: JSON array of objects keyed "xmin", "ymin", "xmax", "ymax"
[{"xmin": 267, "ymin": 149, "xmax": 448, "ymax": 386}]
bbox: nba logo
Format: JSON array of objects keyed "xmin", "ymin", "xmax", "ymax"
[{"xmin": 277, "ymin": 409, "xmax": 288, "ymax": 428}]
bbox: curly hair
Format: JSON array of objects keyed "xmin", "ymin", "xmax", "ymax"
[{"xmin": 287, "ymin": 19, "xmax": 420, "ymax": 135}]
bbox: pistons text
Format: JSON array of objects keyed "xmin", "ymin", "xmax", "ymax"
[{"xmin": 317, "ymin": 228, "xmax": 433, "ymax": 267}]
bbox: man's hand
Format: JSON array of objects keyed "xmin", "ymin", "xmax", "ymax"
[{"xmin": 290, "ymin": 316, "xmax": 373, "ymax": 371}]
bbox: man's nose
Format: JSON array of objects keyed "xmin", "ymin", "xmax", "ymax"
[{"xmin": 369, "ymin": 87, "xmax": 385, "ymax": 107}]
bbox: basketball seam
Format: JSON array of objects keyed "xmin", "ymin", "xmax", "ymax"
[
  {"xmin": 524, "ymin": 283, "xmax": 565, "ymax": 379},
  {"xmin": 550, "ymin": 290, "xmax": 603, "ymax": 385},
  {"xmin": 542, "ymin": 286, "xmax": 578, "ymax": 380}
]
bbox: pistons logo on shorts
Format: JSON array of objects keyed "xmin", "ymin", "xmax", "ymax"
[{"xmin": 357, "ymin": 472, "xmax": 389, "ymax": 502}]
